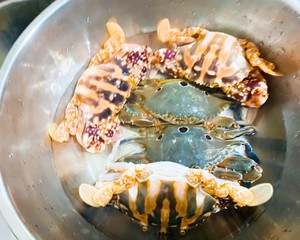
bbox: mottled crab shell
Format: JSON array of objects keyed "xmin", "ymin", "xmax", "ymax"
[
  {"xmin": 75, "ymin": 63, "xmax": 131, "ymax": 123},
  {"xmin": 185, "ymin": 31, "xmax": 252, "ymax": 88},
  {"xmin": 49, "ymin": 44, "xmax": 154, "ymax": 153},
  {"xmin": 134, "ymin": 79, "xmax": 231, "ymax": 124}
]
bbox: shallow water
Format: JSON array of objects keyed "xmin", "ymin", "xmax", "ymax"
[{"xmin": 51, "ymin": 32, "xmax": 286, "ymax": 240}]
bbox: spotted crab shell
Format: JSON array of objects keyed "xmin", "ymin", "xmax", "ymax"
[{"xmin": 141, "ymin": 79, "xmax": 231, "ymax": 124}]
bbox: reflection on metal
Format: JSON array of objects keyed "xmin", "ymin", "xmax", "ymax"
[
  {"xmin": 0, "ymin": 0, "xmax": 53, "ymax": 239},
  {"xmin": 0, "ymin": 0, "xmax": 53, "ymax": 64}
]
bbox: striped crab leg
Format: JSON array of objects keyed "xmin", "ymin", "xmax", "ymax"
[
  {"xmin": 88, "ymin": 21, "xmax": 125, "ymax": 67},
  {"xmin": 157, "ymin": 18, "xmax": 208, "ymax": 45}
]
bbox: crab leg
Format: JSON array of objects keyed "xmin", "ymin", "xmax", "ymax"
[
  {"xmin": 186, "ymin": 169, "xmax": 252, "ymax": 206},
  {"xmin": 203, "ymin": 116, "xmax": 256, "ymax": 140},
  {"xmin": 239, "ymin": 39, "xmax": 282, "ymax": 76},
  {"xmin": 209, "ymin": 125, "xmax": 256, "ymax": 140},
  {"xmin": 119, "ymin": 102, "xmax": 164, "ymax": 128},
  {"xmin": 79, "ymin": 163, "xmax": 152, "ymax": 207},
  {"xmin": 157, "ymin": 18, "xmax": 208, "ymax": 45},
  {"xmin": 223, "ymin": 70, "xmax": 269, "ymax": 108},
  {"xmin": 212, "ymin": 155, "xmax": 263, "ymax": 183},
  {"xmin": 88, "ymin": 21, "xmax": 125, "ymax": 67},
  {"xmin": 48, "ymin": 95, "xmax": 83, "ymax": 143}
]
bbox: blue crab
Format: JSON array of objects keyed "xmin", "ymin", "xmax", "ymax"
[
  {"xmin": 79, "ymin": 161, "xmax": 273, "ymax": 234},
  {"xmin": 116, "ymin": 124, "xmax": 260, "ymax": 182},
  {"xmin": 121, "ymin": 78, "xmax": 231, "ymax": 125},
  {"xmin": 152, "ymin": 18, "xmax": 282, "ymax": 108},
  {"xmin": 48, "ymin": 21, "xmax": 153, "ymax": 153},
  {"xmin": 119, "ymin": 79, "xmax": 257, "ymax": 140}
]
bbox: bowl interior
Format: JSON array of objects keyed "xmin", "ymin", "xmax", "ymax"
[{"xmin": 0, "ymin": 0, "xmax": 300, "ymax": 239}]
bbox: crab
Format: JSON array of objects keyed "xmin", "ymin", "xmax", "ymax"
[
  {"xmin": 48, "ymin": 21, "xmax": 153, "ymax": 153},
  {"xmin": 79, "ymin": 161, "xmax": 273, "ymax": 234},
  {"xmin": 119, "ymin": 78, "xmax": 257, "ymax": 129},
  {"xmin": 114, "ymin": 123, "xmax": 261, "ymax": 183},
  {"xmin": 151, "ymin": 18, "xmax": 282, "ymax": 108}
]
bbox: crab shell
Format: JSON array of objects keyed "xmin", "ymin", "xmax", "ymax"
[
  {"xmin": 113, "ymin": 162, "xmax": 219, "ymax": 234},
  {"xmin": 153, "ymin": 31, "xmax": 252, "ymax": 87},
  {"xmin": 79, "ymin": 161, "xmax": 274, "ymax": 234},
  {"xmin": 127, "ymin": 79, "xmax": 231, "ymax": 125}
]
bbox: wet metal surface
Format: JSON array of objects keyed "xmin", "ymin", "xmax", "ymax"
[{"xmin": 0, "ymin": 0, "xmax": 52, "ymax": 239}]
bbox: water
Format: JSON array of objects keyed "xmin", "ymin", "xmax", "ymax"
[{"xmin": 51, "ymin": 32, "xmax": 287, "ymax": 240}]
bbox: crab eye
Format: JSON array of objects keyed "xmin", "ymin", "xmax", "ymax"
[
  {"xmin": 157, "ymin": 134, "xmax": 163, "ymax": 140},
  {"xmin": 205, "ymin": 134, "xmax": 212, "ymax": 140},
  {"xmin": 190, "ymin": 164, "xmax": 201, "ymax": 169},
  {"xmin": 178, "ymin": 126, "xmax": 189, "ymax": 133},
  {"xmin": 179, "ymin": 81, "xmax": 188, "ymax": 87},
  {"xmin": 156, "ymin": 87, "xmax": 162, "ymax": 92}
]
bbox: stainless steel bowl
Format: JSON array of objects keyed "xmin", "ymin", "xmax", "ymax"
[{"xmin": 0, "ymin": 0, "xmax": 299, "ymax": 239}]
